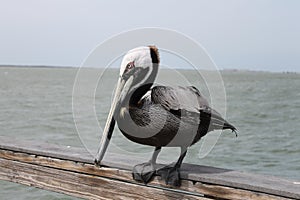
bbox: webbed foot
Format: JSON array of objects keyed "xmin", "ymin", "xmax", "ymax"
[
  {"xmin": 157, "ymin": 165, "xmax": 181, "ymax": 186},
  {"xmin": 132, "ymin": 162, "xmax": 156, "ymax": 184}
]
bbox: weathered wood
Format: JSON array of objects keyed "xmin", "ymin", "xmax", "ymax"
[
  {"xmin": 0, "ymin": 136, "xmax": 299, "ymax": 199},
  {"xmin": 0, "ymin": 149, "xmax": 289, "ymax": 200},
  {"xmin": 0, "ymin": 158, "xmax": 207, "ymax": 200},
  {"xmin": 0, "ymin": 136, "xmax": 93, "ymax": 164}
]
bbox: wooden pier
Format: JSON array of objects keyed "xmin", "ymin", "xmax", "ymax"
[{"xmin": 0, "ymin": 136, "xmax": 299, "ymax": 200}]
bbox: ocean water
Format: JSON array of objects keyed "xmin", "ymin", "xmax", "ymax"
[{"xmin": 0, "ymin": 66, "xmax": 299, "ymax": 199}]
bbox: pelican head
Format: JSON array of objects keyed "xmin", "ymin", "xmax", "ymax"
[{"xmin": 95, "ymin": 46, "xmax": 160, "ymax": 164}]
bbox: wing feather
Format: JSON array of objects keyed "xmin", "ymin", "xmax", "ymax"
[
  {"xmin": 151, "ymin": 86, "xmax": 236, "ymax": 132},
  {"xmin": 151, "ymin": 85, "xmax": 209, "ymax": 114}
]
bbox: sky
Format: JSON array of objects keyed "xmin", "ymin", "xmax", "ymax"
[{"xmin": 0, "ymin": 0, "xmax": 299, "ymax": 72}]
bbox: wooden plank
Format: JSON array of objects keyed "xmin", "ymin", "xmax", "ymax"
[
  {"xmin": 0, "ymin": 149, "xmax": 288, "ymax": 200},
  {"xmin": 0, "ymin": 158, "xmax": 208, "ymax": 200},
  {"xmin": 0, "ymin": 136, "xmax": 93, "ymax": 164},
  {"xmin": 0, "ymin": 136, "xmax": 299, "ymax": 199},
  {"xmin": 180, "ymin": 165, "xmax": 300, "ymax": 200}
]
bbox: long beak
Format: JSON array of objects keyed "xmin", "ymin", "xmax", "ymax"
[{"xmin": 95, "ymin": 77, "xmax": 126, "ymax": 165}]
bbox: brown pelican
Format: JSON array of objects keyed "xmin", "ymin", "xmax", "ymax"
[{"xmin": 95, "ymin": 46, "xmax": 236, "ymax": 186}]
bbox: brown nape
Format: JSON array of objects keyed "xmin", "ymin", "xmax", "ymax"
[{"xmin": 149, "ymin": 45, "xmax": 160, "ymax": 64}]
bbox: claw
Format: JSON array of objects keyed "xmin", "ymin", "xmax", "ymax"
[
  {"xmin": 157, "ymin": 165, "xmax": 181, "ymax": 186},
  {"xmin": 132, "ymin": 162, "xmax": 156, "ymax": 184}
]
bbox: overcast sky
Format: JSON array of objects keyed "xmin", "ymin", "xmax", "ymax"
[{"xmin": 0, "ymin": 0, "xmax": 299, "ymax": 72}]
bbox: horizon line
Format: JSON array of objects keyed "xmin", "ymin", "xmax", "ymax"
[{"xmin": 0, "ymin": 64, "xmax": 299, "ymax": 74}]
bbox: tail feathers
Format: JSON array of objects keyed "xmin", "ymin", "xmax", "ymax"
[
  {"xmin": 223, "ymin": 121, "xmax": 238, "ymax": 137},
  {"xmin": 211, "ymin": 119, "xmax": 238, "ymax": 137},
  {"xmin": 199, "ymin": 108, "xmax": 238, "ymax": 137},
  {"xmin": 209, "ymin": 114, "xmax": 238, "ymax": 137}
]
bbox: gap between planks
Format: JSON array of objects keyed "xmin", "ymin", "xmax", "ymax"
[{"xmin": 0, "ymin": 149, "xmax": 290, "ymax": 200}]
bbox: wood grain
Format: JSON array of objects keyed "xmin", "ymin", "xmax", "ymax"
[
  {"xmin": 0, "ymin": 149, "xmax": 290, "ymax": 200},
  {"xmin": 0, "ymin": 136, "xmax": 299, "ymax": 199},
  {"xmin": 0, "ymin": 158, "xmax": 208, "ymax": 200}
]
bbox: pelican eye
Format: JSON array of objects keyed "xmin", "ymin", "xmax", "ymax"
[{"xmin": 125, "ymin": 61, "xmax": 135, "ymax": 73}]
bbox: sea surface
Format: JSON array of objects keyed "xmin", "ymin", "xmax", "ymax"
[{"xmin": 0, "ymin": 66, "xmax": 299, "ymax": 199}]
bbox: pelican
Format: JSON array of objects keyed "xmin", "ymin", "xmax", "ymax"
[{"xmin": 95, "ymin": 46, "xmax": 236, "ymax": 186}]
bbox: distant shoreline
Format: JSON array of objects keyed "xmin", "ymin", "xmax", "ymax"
[
  {"xmin": 0, "ymin": 64, "xmax": 75, "ymax": 69},
  {"xmin": 0, "ymin": 64, "xmax": 298, "ymax": 74}
]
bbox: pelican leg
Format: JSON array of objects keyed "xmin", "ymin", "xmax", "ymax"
[
  {"xmin": 132, "ymin": 147, "xmax": 161, "ymax": 184},
  {"xmin": 157, "ymin": 147, "xmax": 187, "ymax": 187}
]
